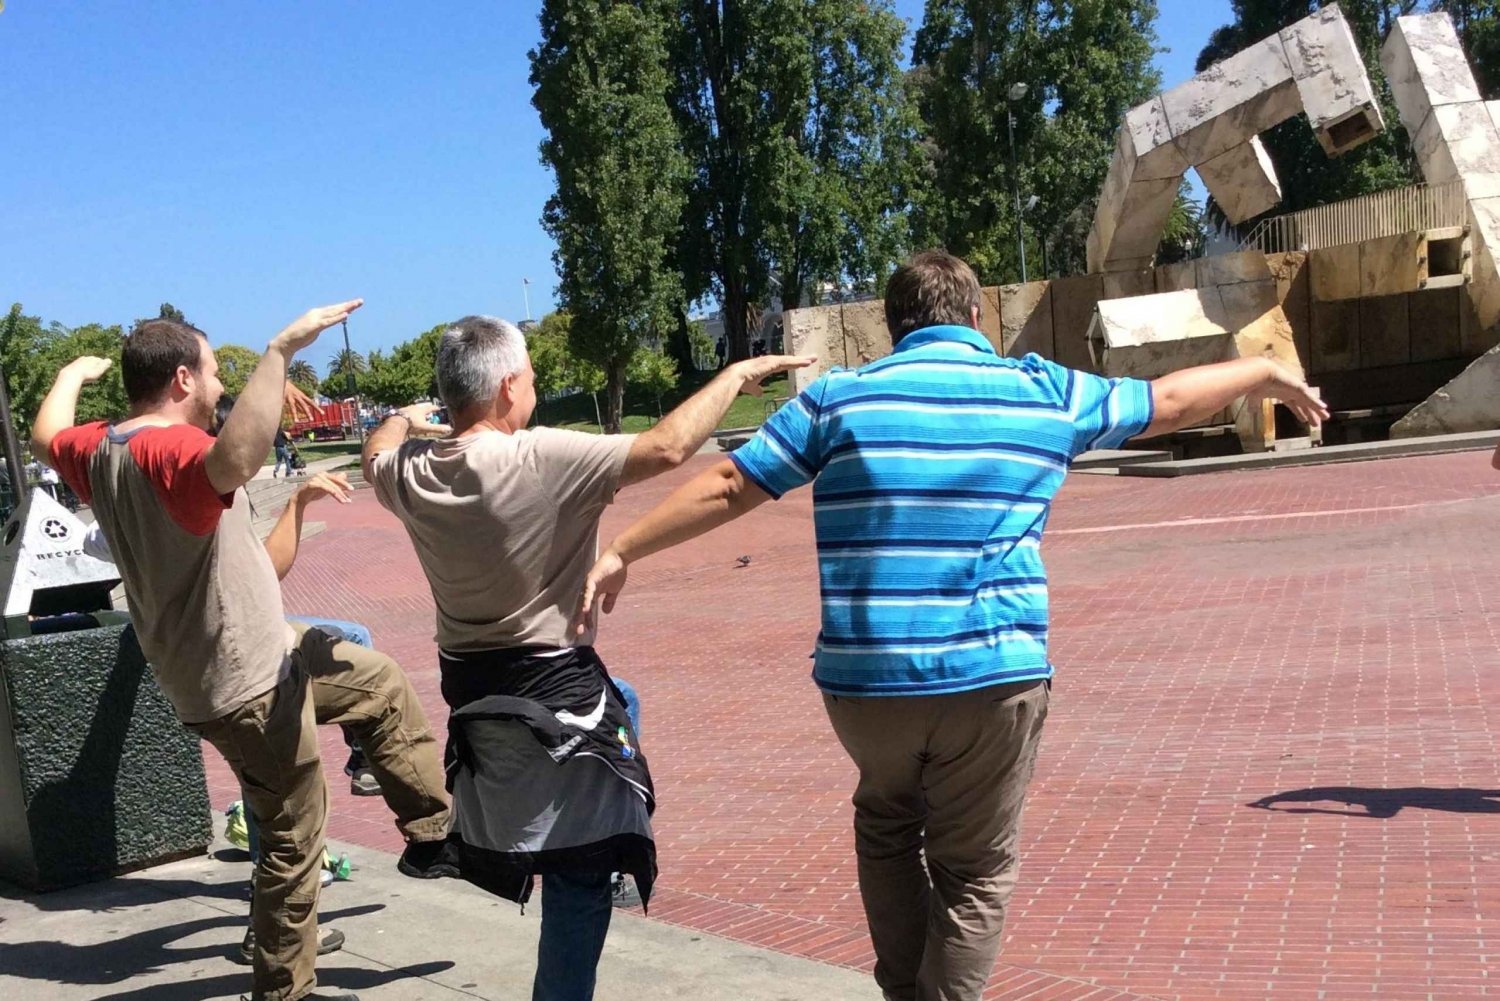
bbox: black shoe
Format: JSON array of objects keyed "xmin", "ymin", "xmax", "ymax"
[
  {"xmin": 236, "ymin": 925, "xmax": 345, "ymax": 965},
  {"xmin": 397, "ymin": 839, "xmax": 460, "ymax": 879}
]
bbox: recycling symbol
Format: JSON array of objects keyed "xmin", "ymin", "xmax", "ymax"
[{"xmin": 41, "ymin": 518, "xmax": 70, "ymax": 541}]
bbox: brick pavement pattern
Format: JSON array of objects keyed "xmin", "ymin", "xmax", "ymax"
[{"xmin": 202, "ymin": 450, "xmax": 1500, "ymax": 1000}]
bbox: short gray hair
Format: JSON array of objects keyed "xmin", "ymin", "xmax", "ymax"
[{"xmin": 435, "ymin": 315, "xmax": 529, "ymax": 414}]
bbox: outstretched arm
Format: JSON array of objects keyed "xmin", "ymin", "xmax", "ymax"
[
  {"xmin": 577, "ymin": 459, "xmax": 771, "ymax": 635},
  {"xmin": 1143, "ymin": 357, "xmax": 1327, "ymax": 439},
  {"xmin": 263, "ymin": 472, "xmax": 354, "ymax": 579},
  {"xmin": 32, "ymin": 357, "xmax": 114, "ymax": 465},
  {"xmin": 361, "ymin": 402, "xmax": 449, "ymax": 484},
  {"xmin": 620, "ymin": 355, "xmax": 815, "ymax": 486},
  {"xmin": 205, "ymin": 299, "xmax": 363, "ymax": 496}
]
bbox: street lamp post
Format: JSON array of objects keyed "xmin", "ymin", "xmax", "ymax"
[
  {"xmin": 1007, "ymin": 82, "xmax": 1030, "ymax": 284},
  {"xmin": 522, "ymin": 278, "xmax": 533, "ymax": 323},
  {"xmin": 341, "ymin": 319, "xmax": 364, "ymax": 443}
]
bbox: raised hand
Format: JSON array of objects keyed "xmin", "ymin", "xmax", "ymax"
[
  {"xmin": 731, "ymin": 355, "xmax": 817, "ymax": 397},
  {"xmin": 576, "ymin": 548, "xmax": 628, "ymax": 637},
  {"xmin": 397, "ymin": 402, "xmax": 452, "ymax": 437},
  {"xmin": 270, "ymin": 300, "xmax": 365, "ymax": 356},
  {"xmin": 1255, "ymin": 364, "xmax": 1330, "ymax": 428},
  {"xmin": 295, "ymin": 471, "xmax": 355, "ymax": 506},
  {"xmin": 64, "ymin": 356, "xmax": 113, "ymax": 384}
]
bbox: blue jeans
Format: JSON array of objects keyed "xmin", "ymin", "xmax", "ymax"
[
  {"xmin": 273, "ymin": 445, "xmax": 293, "ymax": 476},
  {"xmin": 535, "ymin": 870, "xmax": 614, "ymax": 1001},
  {"xmin": 246, "ymin": 617, "xmax": 374, "ymax": 861},
  {"xmin": 532, "ymin": 676, "xmax": 642, "ymax": 1001}
]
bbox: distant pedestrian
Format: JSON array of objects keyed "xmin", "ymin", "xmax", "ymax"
[{"xmin": 273, "ymin": 425, "xmax": 293, "ymax": 477}]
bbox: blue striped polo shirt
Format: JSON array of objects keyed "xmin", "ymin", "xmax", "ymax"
[{"xmin": 730, "ymin": 324, "xmax": 1155, "ymax": 697}]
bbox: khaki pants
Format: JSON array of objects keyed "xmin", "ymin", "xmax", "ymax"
[
  {"xmin": 191, "ymin": 625, "xmax": 451, "ymax": 1001},
  {"xmin": 823, "ymin": 680, "xmax": 1049, "ymax": 1001}
]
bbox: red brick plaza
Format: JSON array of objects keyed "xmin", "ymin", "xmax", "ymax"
[{"xmin": 209, "ymin": 450, "xmax": 1500, "ymax": 1000}]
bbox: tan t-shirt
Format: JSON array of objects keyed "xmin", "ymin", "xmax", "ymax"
[
  {"xmin": 372, "ymin": 427, "xmax": 635, "ymax": 651},
  {"xmin": 50, "ymin": 422, "xmax": 294, "ymax": 724}
]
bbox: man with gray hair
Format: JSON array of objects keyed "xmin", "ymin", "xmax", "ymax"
[{"xmin": 361, "ymin": 315, "xmax": 811, "ymax": 1001}]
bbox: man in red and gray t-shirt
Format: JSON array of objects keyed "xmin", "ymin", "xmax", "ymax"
[{"xmin": 34, "ymin": 303, "xmax": 452, "ymax": 1001}]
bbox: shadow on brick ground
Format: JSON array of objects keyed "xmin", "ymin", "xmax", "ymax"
[{"xmin": 1249, "ymin": 786, "xmax": 1500, "ymax": 818}]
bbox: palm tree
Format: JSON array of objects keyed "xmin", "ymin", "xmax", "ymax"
[
  {"xmin": 328, "ymin": 349, "xmax": 367, "ymax": 380},
  {"xmin": 287, "ymin": 359, "xmax": 319, "ymax": 392}
]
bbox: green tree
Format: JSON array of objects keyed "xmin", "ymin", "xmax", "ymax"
[
  {"xmin": 911, "ymin": 0, "xmax": 1162, "ymax": 282},
  {"xmin": 532, "ymin": 0, "xmax": 689, "ymax": 433},
  {"xmin": 772, "ymin": 1, "xmax": 922, "ymax": 309},
  {"xmin": 214, "ymin": 344, "xmax": 261, "ymax": 397},
  {"xmin": 366, "ymin": 325, "xmax": 443, "ymax": 407},
  {"xmin": 327, "ymin": 348, "xmax": 367, "ymax": 401},
  {"xmin": 670, "ymin": 1, "xmax": 916, "ymax": 358},
  {"xmin": 626, "ymin": 345, "xmax": 679, "ymax": 418},
  {"xmin": 287, "ymin": 359, "xmax": 320, "ymax": 394},
  {"xmin": 527, "ymin": 311, "xmax": 575, "ymax": 403},
  {"xmin": 158, "ymin": 302, "xmax": 187, "ymax": 323},
  {"xmin": 1195, "ymin": 1, "xmax": 1421, "ymax": 236}
]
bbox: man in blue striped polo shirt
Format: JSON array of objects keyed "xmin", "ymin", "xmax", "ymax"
[{"xmin": 577, "ymin": 250, "xmax": 1327, "ymax": 1001}]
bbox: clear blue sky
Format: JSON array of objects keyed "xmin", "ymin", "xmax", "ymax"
[{"xmin": 3, "ymin": 0, "xmax": 1229, "ymax": 372}]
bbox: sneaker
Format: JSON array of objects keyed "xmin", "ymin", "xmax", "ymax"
[
  {"xmin": 397, "ymin": 839, "xmax": 461, "ymax": 879},
  {"xmin": 237, "ymin": 925, "xmax": 345, "ymax": 965},
  {"xmin": 347, "ymin": 767, "xmax": 382, "ymax": 797},
  {"xmin": 611, "ymin": 873, "xmax": 642, "ymax": 909}
]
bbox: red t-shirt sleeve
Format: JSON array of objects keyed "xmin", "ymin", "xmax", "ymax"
[
  {"xmin": 48, "ymin": 422, "xmax": 110, "ymax": 505},
  {"xmin": 128, "ymin": 425, "xmax": 234, "ymax": 536}
]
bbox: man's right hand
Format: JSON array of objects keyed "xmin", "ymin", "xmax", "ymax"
[
  {"xmin": 397, "ymin": 402, "xmax": 452, "ymax": 437},
  {"xmin": 64, "ymin": 356, "xmax": 113, "ymax": 384},
  {"xmin": 269, "ymin": 299, "xmax": 365, "ymax": 356},
  {"xmin": 730, "ymin": 355, "xmax": 817, "ymax": 397},
  {"xmin": 1252, "ymin": 362, "xmax": 1329, "ymax": 428}
]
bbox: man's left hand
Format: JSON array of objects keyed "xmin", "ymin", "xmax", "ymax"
[
  {"xmin": 295, "ymin": 471, "xmax": 354, "ymax": 506},
  {"xmin": 576, "ymin": 548, "xmax": 628, "ymax": 637}
]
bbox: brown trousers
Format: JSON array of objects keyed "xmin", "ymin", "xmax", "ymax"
[
  {"xmin": 823, "ymin": 679, "xmax": 1049, "ymax": 1001},
  {"xmin": 190, "ymin": 625, "xmax": 451, "ymax": 1001}
]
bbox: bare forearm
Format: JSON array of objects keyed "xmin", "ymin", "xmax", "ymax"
[
  {"xmin": 1145, "ymin": 358, "xmax": 1278, "ymax": 437},
  {"xmin": 362, "ymin": 416, "xmax": 408, "ymax": 483},
  {"xmin": 32, "ymin": 372, "xmax": 88, "ymax": 465},
  {"xmin": 624, "ymin": 366, "xmax": 747, "ymax": 480},
  {"xmin": 613, "ymin": 461, "xmax": 764, "ymax": 564},
  {"xmin": 263, "ymin": 497, "xmax": 309, "ymax": 579},
  {"xmin": 207, "ymin": 344, "xmax": 292, "ymax": 493}
]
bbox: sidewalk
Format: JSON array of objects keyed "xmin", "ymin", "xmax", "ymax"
[{"xmin": 0, "ymin": 837, "xmax": 878, "ymax": 1001}]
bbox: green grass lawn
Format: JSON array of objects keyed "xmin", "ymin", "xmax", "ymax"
[
  {"xmin": 262, "ymin": 439, "xmax": 363, "ymax": 465},
  {"xmin": 542, "ymin": 371, "xmax": 791, "ymax": 434}
]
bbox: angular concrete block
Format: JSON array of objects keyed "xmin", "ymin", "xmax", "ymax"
[
  {"xmin": 1423, "ymin": 103, "xmax": 1500, "ymax": 183},
  {"xmin": 1123, "ymin": 99, "xmax": 1190, "ymax": 181},
  {"xmin": 784, "ymin": 304, "xmax": 847, "ymax": 392},
  {"xmin": 1196, "ymin": 138, "xmax": 1282, "ymax": 224},
  {"xmin": 1310, "ymin": 243, "xmax": 1363, "ymax": 301},
  {"xmin": 1233, "ymin": 299, "xmax": 1303, "ymax": 379},
  {"xmin": 1101, "ymin": 175, "xmax": 1185, "ymax": 267},
  {"xmin": 1049, "ymin": 273, "xmax": 1107, "ymax": 372},
  {"xmin": 1358, "ymin": 293, "xmax": 1412, "ymax": 368},
  {"xmin": 1382, "ymin": 13, "xmax": 1483, "ymax": 137},
  {"xmin": 1409, "ymin": 286, "xmax": 1462, "ymax": 362},
  {"xmin": 1154, "ymin": 259, "xmax": 1198, "ymax": 292},
  {"xmin": 840, "ymin": 301, "xmax": 892, "ymax": 371},
  {"xmin": 1198, "ymin": 250, "xmax": 1274, "ymax": 288},
  {"xmin": 1461, "ymin": 274, "xmax": 1500, "ymax": 354},
  {"xmin": 1310, "ymin": 298, "xmax": 1361, "ymax": 373},
  {"xmin": 1160, "ymin": 33, "xmax": 1294, "ymax": 143},
  {"xmin": 1282, "ymin": 5, "xmax": 1385, "ymax": 152},
  {"xmin": 1170, "ymin": 87, "xmax": 1302, "ymax": 167},
  {"xmin": 1101, "ymin": 269, "xmax": 1155, "ymax": 301},
  {"xmin": 1267, "ymin": 252, "xmax": 1313, "ymax": 366},
  {"xmin": 998, "ymin": 281, "xmax": 1052, "ymax": 357},
  {"xmin": 1089, "ymin": 288, "xmax": 1238, "ymax": 379},
  {"xmin": 977, "ymin": 286, "xmax": 1004, "ymax": 353},
  {"xmin": 1359, "ymin": 232, "xmax": 1426, "ymax": 298},
  {"xmin": 1391, "ymin": 342, "xmax": 1500, "ymax": 436}
]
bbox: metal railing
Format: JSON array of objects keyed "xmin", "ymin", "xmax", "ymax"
[{"xmin": 1238, "ymin": 180, "xmax": 1467, "ymax": 254}]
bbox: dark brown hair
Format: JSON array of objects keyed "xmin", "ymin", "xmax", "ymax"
[
  {"xmin": 883, "ymin": 249, "xmax": 983, "ymax": 344},
  {"xmin": 122, "ymin": 319, "xmax": 208, "ymax": 405}
]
